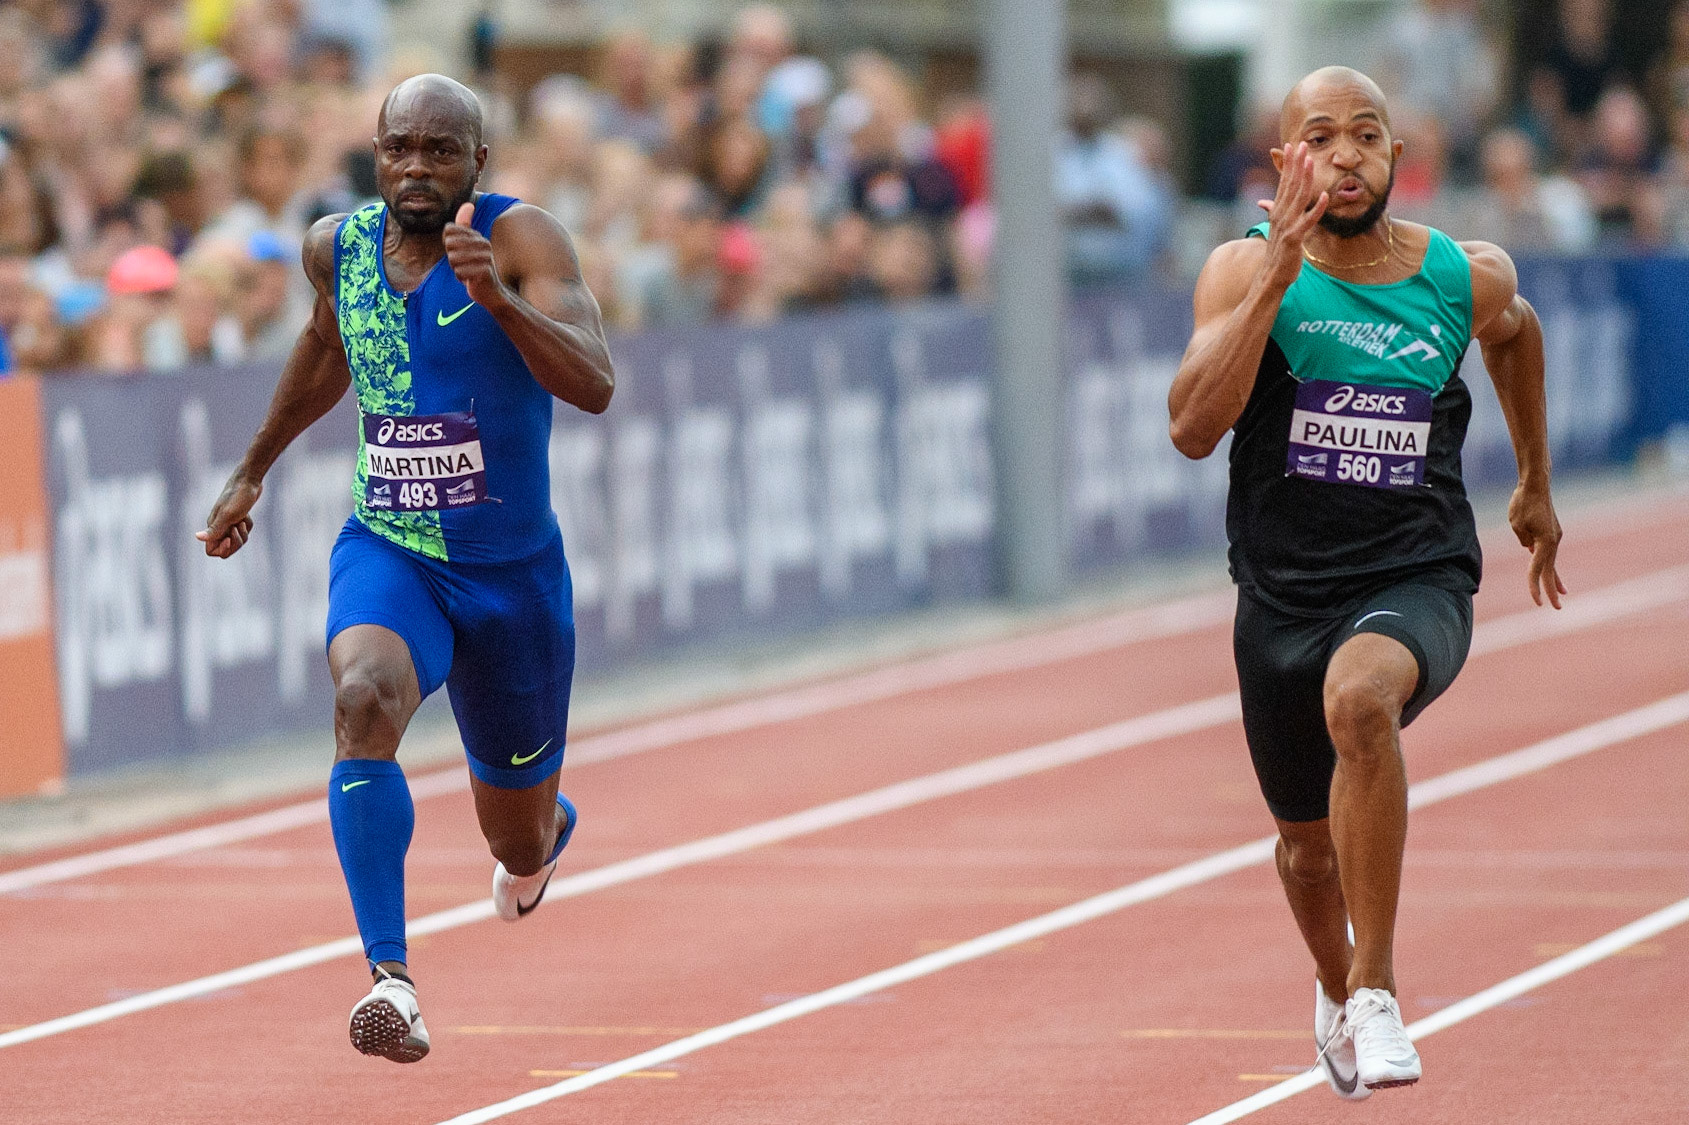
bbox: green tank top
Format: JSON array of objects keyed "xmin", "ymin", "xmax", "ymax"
[
  {"xmin": 1225, "ymin": 222, "xmax": 1483, "ymax": 611},
  {"xmin": 1246, "ymin": 221, "xmax": 1472, "ymax": 394}
]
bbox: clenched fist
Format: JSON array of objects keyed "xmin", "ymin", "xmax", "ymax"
[{"xmin": 443, "ymin": 201, "xmax": 508, "ymax": 310}]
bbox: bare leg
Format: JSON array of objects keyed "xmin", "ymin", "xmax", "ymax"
[
  {"xmin": 329, "ymin": 623, "xmax": 423, "ymax": 982},
  {"xmin": 1274, "ymin": 816, "xmax": 1353, "ymax": 1004},
  {"xmin": 471, "ymin": 769, "xmax": 565, "ymax": 877},
  {"xmin": 1323, "ymin": 633, "xmax": 1418, "ymax": 997}
]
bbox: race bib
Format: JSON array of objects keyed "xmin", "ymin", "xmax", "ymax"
[
  {"xmin": 362, "ymin": 410, "xmax": 488, "ymax": 512},
  {"xmin": 1285, "ymin": 379, "xmax": 1432, "ymax": 490}
]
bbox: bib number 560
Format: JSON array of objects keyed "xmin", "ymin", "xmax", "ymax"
[
  {"xmin": 1336, "ymin": 453, "xmax": 1381, "ymax": 484},
  {"xmin": 400, "ymin": 482, "xmax": 438, "ymax": 508}
]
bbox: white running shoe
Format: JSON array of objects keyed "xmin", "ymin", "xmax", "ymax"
[
  {"xmin": 348, "ymin": 970, "xmax": 430, "ymax": 1063},
  {"xmin": 1314, "ymin": 980, "xmax": 1369, "ymax": 1100},
  {"xmin": 493, "ymin": 793, "xmax": 577, "ymax": 922},
  {"xmin": 1346, "ymin": 987, "xmax": 1421, "ymax": 1089}
]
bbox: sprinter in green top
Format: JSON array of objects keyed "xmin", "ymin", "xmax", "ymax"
[{"xmin": 1169, "ymin": 67, "xmax": 1566, "ymax": 1099}]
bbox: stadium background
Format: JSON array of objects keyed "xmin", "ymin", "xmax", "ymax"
[{"xmin": 0, "ymin": 0, "xmax": 1684, "ymax": 799}]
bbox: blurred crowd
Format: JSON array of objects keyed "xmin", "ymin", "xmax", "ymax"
[
  {"xmin": 4, "ymin": 0, "xmax": 1689, "ymax": 377},
  {"xmin": 1207, "ymin": 0, "xmax": 1689, "ymax": 262}
]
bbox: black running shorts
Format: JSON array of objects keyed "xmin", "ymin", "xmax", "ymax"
[{"xmin": 1232, "ymin": 578, "xmax": 1474, "ymax": 823}]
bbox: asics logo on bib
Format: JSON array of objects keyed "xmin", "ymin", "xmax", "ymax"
[
  {"xmin": 376, "ymin": 419, "xmax": 447, "ymax": 444},
  {"xmin": 1323, "ymin": 385, "xmax": 1409, "ymax": 415}
]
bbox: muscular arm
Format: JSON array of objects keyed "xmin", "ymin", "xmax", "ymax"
[
  {"xmin": 1169, "ymin": 141, "xmax": 1326, "ymax": 459},
  {"xmin": 1465, "ymin": 239, "xmax": 1566, "ymax": 607},
  {"xmin": 449, "ymin": 202, "xmax": 614, "ymax": 414},
  {"xmin": 1168, "ymin": 238, "xmax": 1293, "ymax": 458},
  {"xmin": 197, "ymin": 216, "xmax": 352, "ymax": 557}
]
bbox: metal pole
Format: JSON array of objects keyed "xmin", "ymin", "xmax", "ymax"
[{"xmin": 984, "ymin": 0, "xmax": 1068, "ymax": 603}]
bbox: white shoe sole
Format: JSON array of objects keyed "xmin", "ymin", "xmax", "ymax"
[
  {"xmin": 348, "ymin": 996, "xmax": 429, "ymax": 1063},
  {"xmin": 1362, "ymin": 1067, "xmax": 1421, "ymax": 1090}
]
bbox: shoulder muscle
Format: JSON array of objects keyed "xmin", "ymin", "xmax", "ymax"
[
  {"xmin": 1460, "ymin": 239, "xmax": 1521, "ymax": 341},
  {"xmin": 491, "ymin": 203, "xmax": 583, "ymax": 283},
  {"xmin": 1193, "ymin": 237, "xmax": 1269, "ymax": 328}
]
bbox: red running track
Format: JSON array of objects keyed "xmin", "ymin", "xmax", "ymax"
[{"xmin": 2, "ymin": 492, "xmax": 1687, "ymax": 1124}]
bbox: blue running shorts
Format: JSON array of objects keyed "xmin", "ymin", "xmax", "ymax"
[{"xmin": 326, "ymin": 517, "xmax": 575, "ymax": 789}]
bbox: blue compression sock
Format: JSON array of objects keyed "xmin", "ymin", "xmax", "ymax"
[{"xmin": 328, "ymin": 759, "xmax": 414, "ymax": 969}]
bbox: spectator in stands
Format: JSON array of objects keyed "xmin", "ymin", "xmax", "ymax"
[
  {"xmin": 806, "ymin": 210, "xmax": 879, "ymax": 308},
  {"xmin": 700, "ymin": 115, "xmax": 773, "ymax": 219},
  {"xmin": 1649, "ymin": 103, "xmax": 1689, "ymax": 246},
  {"xmin": 174, "ymin": 248, "xmax": 246, "ymax": 365},
  {"xmin": 934, "ymin": 93, "xmax": 990, "ymax": 209},
  {"xmin": 1057, "ymin": 71, "xmax": 1168, "ymax": 283},
  {"xmin": 1648, "ymin": 0, "xmax": 1689, "ymax": 133},
  {"xmin": 1544, "ymin": 0, "xmax": 1622, "ymax": 129},
  {"xmin": 1377, "ymin": 0, "xmax": 1499, "ymax": 180},
  {"xmin": 201, "ymin": 124, "xmax": 310, "ymax": 249},
  {"xmin": 238, "ymin": 230, "xmax": 302, "ymax": 360},
  {"xmin": 528, "ymin": 79, "xmax": 600, "ymax": 234},
  {"xmin": 843, "ymin": 57, "xmax": 961, "ymax": 228},
  {"xmin": 867, "ymin": 220, "xmax": 941, "ymax": 304},
  {"xmin": 92, "ymin": 243, "xmax": 178, "ymax": 373},
  {"xmin": 593, "ymin": 30, "xmax": 666, "ymax": 154},
  {"xmin": 1455, "ymin": 127, "xmax": 1596, "ymax": 251},
  {"xmin": 1576, "ymin": 84, "xmax": 1664, "ymax": 242},
  {"xmin": 131, "ymin": 150, "xmax": 209, "ymax": 257},
  {"xmin": 632, "ymin": 181, "xmax": 725, "ymax": 329}
]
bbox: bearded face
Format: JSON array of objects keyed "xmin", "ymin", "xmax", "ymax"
[{"xmin": 1319, "ymin": 161, "xmax": 1396, "ymax": 239}]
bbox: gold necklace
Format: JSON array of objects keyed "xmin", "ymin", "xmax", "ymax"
[{"xmin": 1303, "ymin": 219, "xmax": 1394, "ymax": 270}]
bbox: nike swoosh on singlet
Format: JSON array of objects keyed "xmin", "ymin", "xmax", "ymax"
[
  {"xmin": 340, "ymin": 780, "xmax": 372, "ymax": 792},
  {"xmin": 436, "ymin": 301, "xmax": 475, "ymax": 327},
  {"xmin": 511, "ymin": 739, "xmax": 553, "ymax": 766}
]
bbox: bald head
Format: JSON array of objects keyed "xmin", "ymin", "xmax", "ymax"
[
  {"xmin": 374, "ymin": 74, "xmax": 488, "ymax": 234},
  {"xmin": 1280, "ymin": 66, "xmax": 1390, "ymax": 144},
  {"xmin": 379, "ymin": 73, "xmax": 484, "ymax": 150}
]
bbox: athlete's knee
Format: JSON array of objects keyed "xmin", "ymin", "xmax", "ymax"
[
  {"xmin": 1277, "ymin": 828, "xmax": 1338, "ymax": 887},
  {"xmin": 333, "ymin": 668, "xmax": 409, "ymax": 755},
  {"xmin": 1322, "ymin": 672, "xmax": 1404, "ymax": 756}
]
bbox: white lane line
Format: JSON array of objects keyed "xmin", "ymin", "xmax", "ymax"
[
  {"xmin": 6, "ymin": 559, "xmax": 1684, "ymax": 896},
  {"xmin": 0, "ymin": 589, "xmax": 1232, "ymax": 895},
  {"xmin": 0, "ymin": 559, "xmax": 1676, "ymax": 1054},
  {"xmin": 0, "ymin": 695, "xmax": 1241, "ymax": 1051},
  {"xmin": 428, "ymin": 690, "xmax": 1689, "ymax": 1125},
  {"xmin": 1185, "ymin": 893, "xmax": 1689, "ymax": 1124}
]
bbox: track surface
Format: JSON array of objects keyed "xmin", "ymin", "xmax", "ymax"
[{"xmin": 2, "ymin": 494, "xmax": 1687, "ymax": 1124}]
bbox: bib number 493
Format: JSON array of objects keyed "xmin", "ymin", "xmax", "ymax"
[
  {"xmin": 399, "ymin": 482, "xmax": 438, "ymax": 509},
  {"xmin": 1335, "ymin": 453, "xmax": 1381, "ymax": 484}
]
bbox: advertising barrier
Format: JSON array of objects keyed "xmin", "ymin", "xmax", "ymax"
[{"xmin": 7, "ymin": 255, "xmax": 1669, "ymax": 785}]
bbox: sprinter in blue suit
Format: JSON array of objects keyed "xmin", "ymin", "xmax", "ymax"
[{"xmin": 198, "ymin": 74, "xmax": 613, "ymax": 1063}]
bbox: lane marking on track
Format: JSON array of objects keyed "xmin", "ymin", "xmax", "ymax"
[
  {"xmin": 5, "ymin": 559, "xmax": 1686, "ymax": 898},
  {"xmin": 1124, "ymin": 1030, "xmax": 1304, "ymax": 1040},
  {"xmin": 454, "ymin": 1026, "xmax": 704, "ymax": 1037},
  {"xmin": 530, "ymin": 1069, "xmax": 677, "ymax": 1079},
  {"xmin": 0, "ymin": 695, "xmax": 1239, "ymax": 1051},
  {"xmin": 1184, "ymin": 891, "xmax": 1689, "ymax": 1124},
  {"xmin": 0, "ymin": 571, "xmax": 1677, "ymax": 1051},
  {"xmin": 0, "ymin": 589, "xmax": 1232, "ymax": 893},
  {"xmin": 424, "ymin": 690, "xmax": 1689, "ymax": 1125}
]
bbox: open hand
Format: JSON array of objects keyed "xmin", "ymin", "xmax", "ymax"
[
  {"xmin": 443, "ymin": 201, "xmax": 506, "ymax": 309},
  {"xmin": 196, "ymin": 473, "xmax": 261, "ymax": 558},
  {"xmin": 1508, "ymin": 484, "xmax": 1566, "ymax": 608},
  {"xmin": 1256, "ymin": 142, "xmax": 1328, "ymax": 286}
]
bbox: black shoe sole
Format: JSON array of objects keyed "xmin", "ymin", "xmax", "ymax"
[{"xmin": 349, "ymin": 997, "xmax": 429, "ymax": 1063}]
